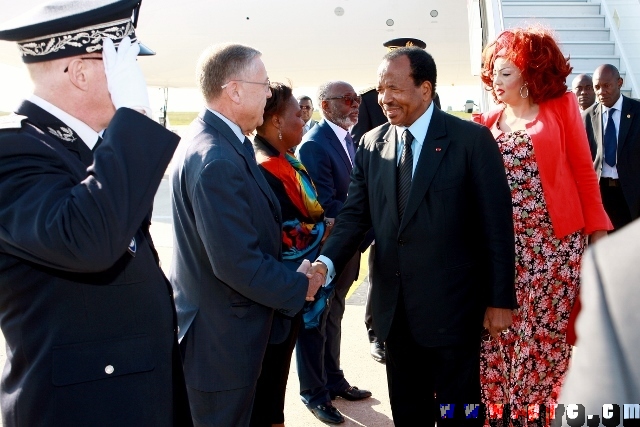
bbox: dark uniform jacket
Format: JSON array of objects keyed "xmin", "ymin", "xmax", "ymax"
[{"xmin": 0, "ymin": 101, "xmax": 190, "ymax": 426}]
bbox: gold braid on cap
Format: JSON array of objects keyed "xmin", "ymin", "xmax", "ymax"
[
  {"xmin": 17, "ymin": 18, "xmax": 136, "ymax": 59},
  {"xmin": 405, "ymin": 41, "xmax": 415, "ymax": 47}
]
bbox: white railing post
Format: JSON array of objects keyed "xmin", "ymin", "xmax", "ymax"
[{"xmin": 599, "ymin": 0, "xmax": 639, "ymax": 97}]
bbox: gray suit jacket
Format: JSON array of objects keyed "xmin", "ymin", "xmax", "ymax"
[
  {"xmin": 584, "ymin": 95, "xmax": 640, "ymax": 219},
  {"xmin": 560, "ymin": 218, "xmax": 640, "ymax": 418},
  {"xmin": 169, "ymin": 109, "xmax": 308, "ymax": 392}
]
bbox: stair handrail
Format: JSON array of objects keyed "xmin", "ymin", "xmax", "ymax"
[
  {"xmin": 478, "ymin": 0, "xmax": 504, "ymax": 112},
  {"xmin": 599, "ymin": 0, "xmax": 639, "ymax": 97}
]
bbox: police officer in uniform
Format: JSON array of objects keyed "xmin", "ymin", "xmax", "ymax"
[
  {"xmin": 351, "ymin": 37, "xmax": 441, "ymax": 364},
  {"xmin": 0, "ymin": 1, "xmax": 191, "ymax": 425}
]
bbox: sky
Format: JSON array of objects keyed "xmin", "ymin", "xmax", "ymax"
[{"xmin": 1, "ymin": 62, "xmax": 484, "ymax": 115}]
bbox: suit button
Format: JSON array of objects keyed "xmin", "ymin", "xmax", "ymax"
[
  {"xmin": 105, "ymin": 365, "xmax": 114, "ymax": 375},
  {"xmin": 398, "ymin": 239, "xmax": 405, "ymax": 246},
  {"xmin": 395, "ymin": 271, "xmax": 401, "ymax": 277},
  {"xmin": 274, "ymin": 215, "xmax": 280, "ymax": 222}
]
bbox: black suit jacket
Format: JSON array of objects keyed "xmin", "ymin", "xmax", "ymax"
[
  {"xmin": 0, "ymin": 102, "xmax": 189, "ymax": 426},
  {"xmin": 170, "ymin": 109, "xmax": 308, "ymax": 393},
  {"xmin": 584, "ymin": 95, "xmax": 640, "ymax": 220},
  {"xmin": 321, "ymin": 107, "xmax": 516, "ymax": 346}
]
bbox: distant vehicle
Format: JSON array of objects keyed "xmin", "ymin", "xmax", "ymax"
[{"xmin": 465, "ymin": 100, "xmax": 476, "ymax": 113}]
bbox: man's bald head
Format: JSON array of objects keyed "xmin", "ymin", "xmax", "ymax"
[
  {"xmin": 593, "ymin": 64, "xmax": 623, "ymax": 108},
  {"xmin": 571, "ymin": 73, "xmax": 596, "ymax": 111}
]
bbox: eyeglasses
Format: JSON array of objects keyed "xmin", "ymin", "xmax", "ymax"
[
  {"xmin": 299, "ymin": 106, "xmax": 313, "ymax": 111},
  {"xmin": 63, "ymin": 57, "xmax": 103, "ymax": 73},
  {"xmin": 324, "ymin": 95, "xmax": 362, "ymax": 106},
  {"xmin": 221, "ymin": 79, "xmax": 271, "ymax": 90}
]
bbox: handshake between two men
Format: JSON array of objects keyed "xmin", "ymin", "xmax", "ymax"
[{"xmin": 297, "ymin": 259, "xmax": 328, "ymax": 302}]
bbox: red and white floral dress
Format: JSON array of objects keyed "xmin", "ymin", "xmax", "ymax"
[{"xmin": 480, "ymin": 128, "xmax": 584, "ymax": 423}]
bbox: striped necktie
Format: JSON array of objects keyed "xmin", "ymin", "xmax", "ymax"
[{"xmin": 397, "ymin": 129, "xmax": 414, "ymax": 221}]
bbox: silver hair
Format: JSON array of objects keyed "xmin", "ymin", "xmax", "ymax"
[
  {"xmin": 317, "ymin": 81, "xmax": 351, "ymax": 118},
  {"xmin": 196, "ymin": 43, "xmax": 261, "ymax": 101}
]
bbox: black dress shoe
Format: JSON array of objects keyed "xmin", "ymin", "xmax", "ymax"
[
  {"xmin": 330, "ymin": 385, "xmax": 372, "ymax": 401},
  {"xmin": 309, "ymin": 402, "xmax": 345, "ymax": 424},
  {"xmin": 370, "ymin": 341, "xmax": 386, "ymax": 364}
]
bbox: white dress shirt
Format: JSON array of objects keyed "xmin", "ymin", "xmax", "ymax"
[
  {"xmin": 208, "ymin": 108, "xmax": 245, "ymax": 143},
  {"xmin": 394, "ymin": 101, "xmax": 435, "ymax": 174},
  {"xmin": 325, "ymin": 119, "xmax": 353, "ymax": 166}
]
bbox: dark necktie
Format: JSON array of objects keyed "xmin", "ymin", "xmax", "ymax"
[
  {"xmin": 604, "ymin": 107, "xmax": 617, "ymax": 167},
  {"xmin": 345, "ymin": 133, "xmax": 356, "ymax": 165},
  {"xmin": 243, "ymin": 137, "xmax": 256, "ymax": 161},
  {"xmin": 397, "ymin": 129, "xmax": 414, "ymax": 221},
  {"xmin": 92, "ymin": 135, "xmax": 103, "ymax": 152}
]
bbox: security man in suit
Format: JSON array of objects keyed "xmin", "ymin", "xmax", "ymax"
[
  {"xmin": 584, "ymin": 64, "xmax": 640, "ymax": 230},
  {"xmin": 295, "ymin": 81, "xmax": 373, "ymax": 424},
  {"xmin": 351, "ymin": 37, "xmax": 441, "ymax": 365},
  {"xmin": 308, "ymin": 47, "xmax": 515, "ymax": 426},
  {"xmin": 0, "ymin": 1, "xmax": 191, "ymax": 425},
  {"xmin": 298, "ymin": 95, "xmax": 318, "ymax": 135},
  {"xmin": 571, "ymin": 73, "xmax": 596, "ymax": 112}
]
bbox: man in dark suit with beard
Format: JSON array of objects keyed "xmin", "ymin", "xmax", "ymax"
[
  {"xmin": 295, "ymin": 81, "xmax": 372, "ymax": 424},
  {"xmin": 308, "ymin": 47, "xmax": 516, "ymax": 426},
  {"xmin": 0, "ymin": 1, "xmax": 191, "ymax": 425},
  {"xmin": 584, "ymin": 63, "xmax": 640, "ymax": 231}
]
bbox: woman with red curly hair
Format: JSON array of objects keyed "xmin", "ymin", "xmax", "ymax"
[{"xmin": 473, "ymin": 26, "xmax": 612, "ymax": 423}]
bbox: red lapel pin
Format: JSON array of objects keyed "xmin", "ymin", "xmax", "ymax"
[{"xmin": 435, "ymin": 147, "xmax": 442, "ymax": 152}]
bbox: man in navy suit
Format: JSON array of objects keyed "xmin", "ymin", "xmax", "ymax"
[
  {"xmin": 0, "ymin": 1, "xmax": 191, "ymax": 425},
  {"xmin": 584, "ymin": 64, "xmax": 640, "ymax": 231},
  {"xmin": 295, "ymin": 81, "xmax": 372, "ymax": 424},
  {"xmin": 169, "ymin": 44, "xmax": 322, "ymax": 426},
  {"xmin": 307, "ymin": 48, "xmax": 516, "ymax": 426}
]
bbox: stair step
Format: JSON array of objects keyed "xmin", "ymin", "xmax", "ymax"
[
  {"xmin": 559, "ymin": 41, "xmax": 615, "ymax": 56},
  {"xmin": 570, "ymin": 55, "xmax": 620, "ymax": 71},
  {"xmin": 503, "ymin": 3, "xmax": 601, "ymax": 16},
  {"xmin": 553, "ymin": 28, "xmax": 611, "ymax": 41},
  {"xmin": 504, "ymin": 15, "xmax": 605, "ymax": 28},
  {"xmin": 505, "ymin": 0, "xmax": 589, "ymax": 2}
]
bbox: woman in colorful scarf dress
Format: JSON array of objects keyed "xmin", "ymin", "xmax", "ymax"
[{"xmin": 250, "ymin": 82, "xmax": 326, "ymax": 427}]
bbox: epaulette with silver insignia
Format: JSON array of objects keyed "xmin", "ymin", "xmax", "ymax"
[{"xmin": 0, "ymin": 114, "xmax": 27, "ymax": 130}]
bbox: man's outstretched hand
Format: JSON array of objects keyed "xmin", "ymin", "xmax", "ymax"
[{"xmin": 303, "ymin": 261, "xmax": 328, "ymax": 301}]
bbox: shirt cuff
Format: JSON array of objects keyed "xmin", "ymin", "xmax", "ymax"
[{"xmin": 316, "ymin": 255, "xmax": 336, "ymax": 286}]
